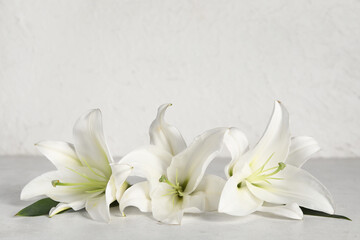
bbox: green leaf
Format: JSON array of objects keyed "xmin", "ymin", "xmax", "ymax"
[
  {"xmin": 300, "ymin": 207, "xmax": 351, "ymax": 221},
  {"xmin": 16, "ymin": 198, "xmax": 59, "ymax": 217}
]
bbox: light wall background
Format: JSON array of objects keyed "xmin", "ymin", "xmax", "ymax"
[{"xmin": 1, "ymin": 0, "xmax": 359, "ymax": 157}]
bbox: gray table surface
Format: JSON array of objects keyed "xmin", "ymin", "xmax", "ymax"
[{"xmin": 0, "ymin": 156, "xmax": 358, "ymax": 240}]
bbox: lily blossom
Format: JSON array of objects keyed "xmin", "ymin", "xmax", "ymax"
[
  {"xmin": 218, "ymin": 101, "xmax": 334, "ymax": 219},
  {"xmin": 21, "ymin": 110, "xmax": 132, "ymax": 222},
  {"xmin": 112, "ymin": 104, "xmax": 182, "ymax": 216},
  {"xmin": 113, "ymin": 104, "xmax": 227, "ymax": 224},
  {"xmin": 151, "ymin": 127, "xmax": 228, "ymax": 224}
]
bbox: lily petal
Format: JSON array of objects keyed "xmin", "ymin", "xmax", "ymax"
[
  {"xmin": 84, "ymin": 177, "xmax": 116, "ymax": 223},
  {"xmin": 105, "ymin": 176, "xmax": 117, "ymax": 208},
  {"xmin": 120, "ymin": 181, "xmax": 151, "ymax": 215},
  {"xmin": 192, "ymin": 175, "xmax": 226, "ymax": 212},
  {"xmin": 118, "ymin": 145, "xmax": 172, "ymax": 189},
  {"xmin": 73, "ymin": 109, "xmax": 112, "ymax": 177},
  {"xmin": 149, "ymin": 104, "xmax": 187, "ymax": 155},
  {"xmin": 49, "ymin": 200, "xmax": 85, "ymax": 217},
  {"xmin": 246, "ymin": 164, "xmax": 335, "ymax": 214},
  {"xmin": 35, "ymin": 141, "xmax": 81, "ymax": 169},
  {"xmin": 218, "ymin": 175, "xmax": 263, "ymax": 216},
  {"xmin": 110, "ymin": 164, "xmax": 132, "ymax": 201},
  {"xmin": 183, "ymin": 191, "xmax": 206, "ymax": 213},
  {"xmin": 258, "ymin": 202, "xmax": 303, "ymax": 220},
  {"xmin": 224, "ymin": 128, "xmax": 249, "ymax": 178},
  {"xmin": 21, "ymin": 171, "xmax": 59, "ymax": 200},
  {"xmin": 286, "ymin": 136, "xmax": 320, "ymax": 168},
  {"xmin": 151, "ymin": 183, "xmax": 184, "ymax": 224},
  {"xmin": 167, "ymin": 128, "xmax": 229, "ymax": 194},
  {"xmin": 238, "ymin": 101, "xmax": 290, "ymax": 172},
  {"xmin": 85, "ymin": 194, "xmax": 110, "ymax": 222}
]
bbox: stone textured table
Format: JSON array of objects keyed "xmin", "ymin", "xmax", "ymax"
[{"xmin": 0, "ymin": 156, "xmax": 358, "ymax": 240}]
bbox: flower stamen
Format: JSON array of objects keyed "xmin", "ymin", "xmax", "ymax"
[
  {"xmin": 159, "ymin": 174, "xmax": 184, "ymax": 197},
  {"xmin": 237, "ymin": 153, "xmax": 287, "ymax": 188},
  {"xmin": 51, "ymin": 179, "xmax": 107, "ymax": 193},
  {"xmin": 247, "ymin": 162, "xmax": 286, "ymax": 183}
]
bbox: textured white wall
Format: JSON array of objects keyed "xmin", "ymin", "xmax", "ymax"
[{"xmin": 1, "ymin": 0, "xmax": 359, "ymax": 157}]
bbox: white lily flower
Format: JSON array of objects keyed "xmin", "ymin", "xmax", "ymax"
[
  {"xmin": 21, "ymin": 110, "xmax": 132, "ymax": 222},
  {"xmin": 112, "ymin": 104, "xmax": 182, "ymax": 216},
  {"xmin": 113, "ymin": 104, "xmax": 227, "ymax": 224},
  {"xmin": 218, "ymin": 101, "xmax": 334, "ymax": 219},
  {"xmin": 151, "ymin": 127, "xmax": 228, "ymax": 224}
]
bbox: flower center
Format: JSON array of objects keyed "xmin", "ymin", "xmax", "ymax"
[
  {"xmin": 238, "ymin": 153, "xmax": 286, "ymax": 188},
  {"xmin": 159, "ymin": 173, "xmax": 184, "ymax": 198}
]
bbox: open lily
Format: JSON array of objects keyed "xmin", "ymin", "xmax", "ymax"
[
  {"xmin": 218, "ymin": 101, "xmax": 334, "ymax": 219},
  {"xmin": 112, "ymin": 104, "xmax": 183, "ymax": 216},
  {"xmin": 150, "ymin": 127, "xmax": 228, "ymax": 224},
  {"xmin": 20, "ymin": 110, "xmax": 132, "ymax": 222},
  {"xmin": 113, "ymin": 104, "xmax": 227, "ymax": 224}
]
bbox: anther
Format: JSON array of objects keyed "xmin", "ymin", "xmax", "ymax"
[
  {"xmin": 52, "ymin": 180, "xmax": 60, "ymax": 187},
  {"xmin": 278, "ymin": 162, "xmax": 286, "ymax": 170},
  {"xmin": 159, "ymin": 175, "xmax": 167, "ymax": 183}
]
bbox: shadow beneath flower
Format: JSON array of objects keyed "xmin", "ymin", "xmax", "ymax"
[
  {"xmin": 4, "ymin": 156, "xmax": 54, "ymax": 209},
  {"xmin": 254, "ymin": 212, "xmax": 303, "ymax": 221},
  {"xmin": 111, "ymin": 206, "xmax": 154, "ymax": 221},
  {"xmin": 185, "ymin": 212, "xmax": 259, "ymax": 224},
  {"xmin": 1, "ymin": 183, "xmax": 27, "ymax": 207}
]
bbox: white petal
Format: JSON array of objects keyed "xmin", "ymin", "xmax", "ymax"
[
  {"xmin": 237, "ymin": 101, "xmax": 290, "ymax": 172},
  {"xmin": 286, "ymin": 136, "xmax": 320, "ymax": 168},
  {"xmin": 35, "ymin": 141, "xmax": 81, "ymax": 169},
  {"xmin": 167, "ymin": 128, "xmax": 229, "ymax": 194},
  {"xmin": 218, "ymin": 175, "xmax": 263, "ymax": 216},
  {"xmin": 247, "ymin": 164, "xmax": 335, "ymax": 214},
  {"xmin": 21, "ymin": 166, "xmax": 105, "ymax": 203},
  {"xmin": 118, "ymin": 145, "xmax": 172, "ymax": 189},
  {"xmin": 149, "ymin": 103, "xmax": 187, "ymax": 155},
  {"xmin": 21, "ymin": 171, "xmax": 59, "ymax": 200},
  {"xmin": 73, "ymin": 109, "xmax": 112, "ymax": 177},
  {"xmin": 224, "ymin": 128, "xmax": 249, "ymax": 178},
  {"xmin": 85, "ymin": 194, "xmax": 110, "ymax": 222},
  {"xmin": 151, "ymin": 183, "xmax": 184, "ymax": 224},
  {"xmin": 49, "ymin": 200, "xmax": 85, "ymax": 217},
  {"xmin": 110, "ymin": 164, "xmax": 132, "ymax": 201},
  {"xmin": 120, "ymin": 181, "xmax": 151, "ymax": 215},
  {"xmin": 84, "ymin": 178, "xmax": 117, "ymax": 222},
  {"xmin": 190, "ymin": 175, "xmax": 226, "ymax": 212},
  {"xmin": 105, "ymin": 176, "xmax": 117, "ymax": 207},
  {"xmin": 49, "ymin": 203, "xmax": 71, "ymax": 217},
  {"xmin": 183, "ymin": 191, "xmax": 206, "ymax": 213},
  {"xmin": 258, "ymin": 202, "xmax": 303, "ymax": 220}
]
